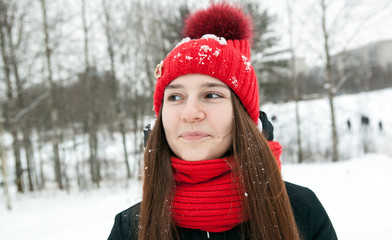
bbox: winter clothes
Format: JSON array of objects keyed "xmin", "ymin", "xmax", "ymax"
[
  {"xmin": 108, "ymin": 181, "xmax": 338, "ymax": 240},
  {"xmin": 153, "ymin": 4, "xmax": 260, "ymax": 124},
  {"xmin": 171, "ymin": 156, "xmax": 246, "ymax": 232}
]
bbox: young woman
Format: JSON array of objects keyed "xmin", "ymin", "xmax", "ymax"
[{"xmin": 108, "ymin": 3, "xmax": 337, "ymax": 240}]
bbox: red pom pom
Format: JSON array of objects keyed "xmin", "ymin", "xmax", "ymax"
[{"xmin": 183, "ymin": 3, "xmax": 253, "ymax": 41}]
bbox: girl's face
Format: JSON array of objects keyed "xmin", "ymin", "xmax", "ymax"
[{"xmin": 162, "ymin": 74, "xmax": 234, "ymax": 161}]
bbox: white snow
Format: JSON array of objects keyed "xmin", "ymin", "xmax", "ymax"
[
  {"xmin": 262, "ymin": 88, "xmax": 392, "ymax": 162},
  {"xmin": 1, "ymin": 155, "xmax": 390, "ymax": 239},
  {"xmin": 201, "ymin": 34, "xmax": 227, "ymax": 45},
  {"xmin": 174, "ymin": 37, "xmax": 191, "ymax": 48},
  {"xmin": 0, "ymin": 181, "xmax": 142, "ymax": 240},
  {"xmin": 283, "ymin": 154, "xmax": 392, "ymax": 240},
  {"xmin": 242, "ymin": 55, "xmax": 251, "ymax": 71},
  {"xmin": 213, "ymin": 49, "xmax": 221, "ymax": 57},
  {"xmin": 200, "ymin": 45, "xmax": 213, "ymax": 52},
  {"xmin": 231, "ymin": 76, "xmax": 238, "ymax": 88}
]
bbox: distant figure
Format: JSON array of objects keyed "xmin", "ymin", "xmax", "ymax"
[
  {"xmin": 360, "ymin": 115, "xmax": 370, "ymax": 154},
  {"xmin": 346, "ymin": 119, "xmax": 351, "ymax": 132},
  {"xmin": 271, "ymin": 115, "xmax": 277, "ymax": 121},
  {"xmin": 361, "ymin": 115, "xmax": 370, "ymax": 127},
  {"xmin": 379, "ymin": 121, "xmax": 383, "ymax": 133}
]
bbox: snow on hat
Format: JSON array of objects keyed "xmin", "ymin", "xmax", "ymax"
[{"xmin": 153, "ymin": 3, "xmax": 259, "ymax": 124}]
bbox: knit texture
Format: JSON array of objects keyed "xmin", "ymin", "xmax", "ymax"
[
  {"xmin": 268, "ymin": 141, "xmax": 283, "ymax": 169},
  {"xmin": 170, "ymin": 141, "xmax": 282, "ymax": 232},
  {"xmin": 171, "ymin": 156, "xmax": 247, "ymax": 232}
]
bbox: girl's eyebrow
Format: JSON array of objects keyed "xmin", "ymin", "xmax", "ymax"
[
  {"xmin": 166, "ymin": 82, "xmax": 229, "ymax": 89},
  {"xmin": 201, "ymin": 82, "xmax": 229, "ymax": 89},
  {"xmin": 166, "ymin": 84, "xmax": 183, "ymax": 89}
]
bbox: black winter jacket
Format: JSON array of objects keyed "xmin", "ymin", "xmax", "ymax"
[{"xmin": 108, "ymin": 182, "xmax": 337, "ymax": 240}]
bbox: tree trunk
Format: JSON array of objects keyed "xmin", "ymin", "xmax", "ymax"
[
  {"xmin": 0, "ymin": 5, "xmax": 24, "ymax": 192},
  {"xmin": 132, "ymin": 88, "xmax": 141, "ymax": 177},
  {"xmin": 81, "ymin": 0, "xmax": 100, "ymax": 186},
  {"xmin": 11, "ymin": 130, "xmax": 23, "ymax": 192},
  {"xmin": 321, "ymin": 0, "xmax": 339, "ymax": 162},
  {"xmin": 88, "ymin": 118, "xmax": 99, "ymax": 185},
  {"xmin": 39, "ymin": 0, "xmax": 63, "ymax": 189},
  {"xmin": 9, "ymin": 20, "xmax": 35, "ymax": 191},
  {"xmin": 0, "ymin": 110, "xmax": 12, "ymax": 210},
  {"xmin": 120, "ymin": 119, "xmax": 131, "ymax": 178},
  {"xmin": 102, "ymin": 0, "xmax": 131, "ymax": 178},
  {"xmin": 286, "ymin": 0, "xmax": 303, "ymax": 163},
  {"xmin": 22, "ymin": 127, "xmax": 34, "ymax": 191}
]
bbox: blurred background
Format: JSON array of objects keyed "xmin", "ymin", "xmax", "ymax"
[{"xmin": 0, "ymin": 0, "xmax": 391, "ymax": 239}]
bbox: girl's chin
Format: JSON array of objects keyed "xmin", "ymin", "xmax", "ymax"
[{"xmin": 176, "ymin": 152, "xmax": 222, "ymax": 161}]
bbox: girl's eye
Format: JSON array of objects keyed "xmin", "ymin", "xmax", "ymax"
[
  {"xmin": 205, "ymin": 93, "xmax": 222, "ymax": 99},
  {"xmin": 168, "ymin": 95, "xmax": 183, "ymax": 101}
]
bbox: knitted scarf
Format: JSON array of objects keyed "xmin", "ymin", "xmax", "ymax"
[
  {"xmin": 170, "ymin": 141, "xmax": 282, "ymax": 232},
  {"xmin": 171, "ymin": 156, "xmax": 246, "ymax": 232}
]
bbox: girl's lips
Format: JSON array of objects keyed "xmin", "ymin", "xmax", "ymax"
[{"xmin": 180, "ymin": 132, "xmax": 209, "ymax": 141}]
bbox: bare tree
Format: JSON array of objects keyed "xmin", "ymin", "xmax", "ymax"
[
  {"xmin": 38, "ymin": 0, "xmax": 63, "ymax": 189},
  {"xmin": 295, "ymin": 0, "xmax": 392, "ymax": 161},
  {"xmin": 0, "ymin": 0, "xmax": 24, "ymax": 192},
  {"xmin": 286, "ymin": 0, "xmax": 303, "ymax": 163},
  {"xmin": 115, "ymin": 0, "xmax": 187, "ymax": 177},
  {"xmin": 320, "ymin": 0, "xmax": 339, "ymax": 162},
  {"xmin": 7, "ymin": 1, "xmax": 36, "ymax": 191},
  {"xmin": 81, "ymin": 0, "xmax": 100, "ymax": 186},
  {"xmin": 0, "ymin": 110, "xmax": 12, "ymax": 210},
  {"xmin": 101, "ymin": 0, "xmax": 131, "ymax": 179}
]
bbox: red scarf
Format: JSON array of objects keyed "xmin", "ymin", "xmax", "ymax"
[
  {"xmin": 170, "ymin": 141, "xmax": 282, "ymax": 232},
  {"xmin": 171, "ymin": 156, "xmax": 247, "ymax": 232},
  {"xmin": 269, "ymin": 141, "xmax": 282, "ymax": 169}
]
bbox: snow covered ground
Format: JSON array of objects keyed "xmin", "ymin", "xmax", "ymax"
[
  {"xmin": 0, "ymin": 181, "xmax": 142, "ymax": 240},
  {"xmin": 283, "ymin": 154, "xmax": 392, "ymax": 240},
  {"xmin": 1, "ymin": 154, "xmax": 391, "ymax": 239}
]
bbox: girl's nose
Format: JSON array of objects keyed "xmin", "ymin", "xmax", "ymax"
[{"xmin": 181, "ymin": 100, "xmax": 205, "ymax": 123}]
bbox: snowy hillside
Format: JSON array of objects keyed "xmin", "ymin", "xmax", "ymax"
[
  {"xmin": 0, "ymin": 154, "xmax": 391, "ymax": 240},
  {"xmin": 262, "ymin": 88, "xmax": 392, "ymax": 163}
]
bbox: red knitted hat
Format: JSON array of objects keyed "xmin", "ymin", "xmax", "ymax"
[{"xmin": 153, "ymin": 3, "xmax": 259, "ymax": 124}]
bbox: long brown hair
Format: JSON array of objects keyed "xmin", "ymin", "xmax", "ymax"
[
  {"xmin": 231, "ymin": 93, "xmax": 301, "ymax": 239},
  {"xmin": 138, "ymin": 92, "xmax": 301, "ymax": 240}
]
